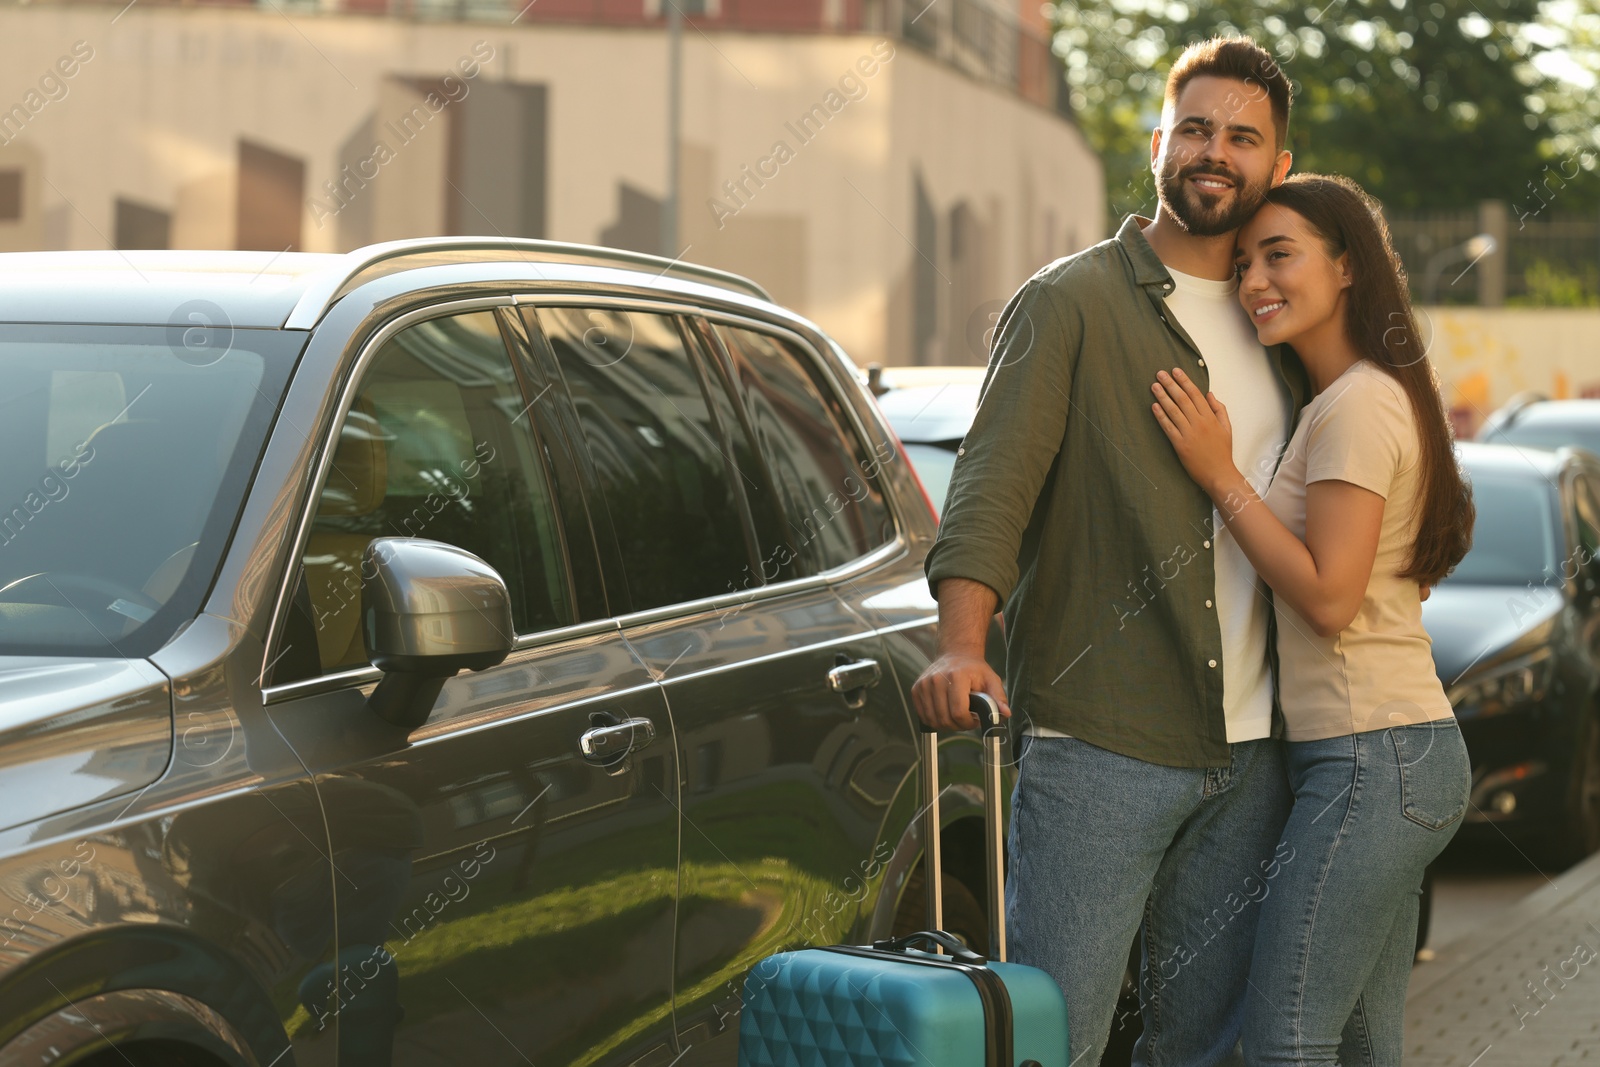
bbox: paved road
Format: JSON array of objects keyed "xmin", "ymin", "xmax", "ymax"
[
  {"xmin": 1097, "ymin": 836, "xmax": 1580, "ymax": 1067},
  {"xmin": 1406, "ymin": 839, "xmax": 1600, "ymax": 1066},
  {"xmin": 1425, "ymin": 838, "xmax": 1553, "ymax": 955}
]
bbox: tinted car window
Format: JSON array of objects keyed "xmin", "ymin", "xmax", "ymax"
[
  {"xmin": 713, "ymin": 323, "xmax": 895, "ymax": 571},
  {"xmin": 1446, "ymin": 470, "xmax": 1559, "ymax": 585},
  {"xmin": 0, "ymin": 324, "xmax": 300, "ymax": 658},
  {"xmin": 276, "ymin": 310, "xmax": 573, "ymax": 682},
  {"xmin": 685, "ymin": 320, "xmax": 800, "ymax": 586},
  {"xmin": 1490, "ymin": 418, "xmax": 1600, "ymax": 458},
  {"xmin": 539, "ymin": 307, "xmax": 761, "ymax": 610}
]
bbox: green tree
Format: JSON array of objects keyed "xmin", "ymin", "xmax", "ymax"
[
  {"xmin": 1507, "ymin": 259, "xmax": 1600, "ymax": 304},
  {"xmin": 1051, "ymin": 0, "xmax": 1600, "ymax": 224}
]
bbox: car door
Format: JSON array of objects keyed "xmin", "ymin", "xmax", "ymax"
[
  {"xmin": 1568, "ymin": 471, "xmax": 1600, "ymax": 753},
  {"xmin": 1572, "ymin": 472, "xmax": 1600, "ymax": 616},
  {"xmin": 523, "ymin": 302, "xmax": 919, "ymax": 1067},
  {"xmin": 260, "ymin": 302, "xmax": 681, "ymax": 1067}
]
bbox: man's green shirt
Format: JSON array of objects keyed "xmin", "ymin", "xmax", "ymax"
[{"xmin": 923, "ymin": 215, "xmax": 1311, "ymax": 768}]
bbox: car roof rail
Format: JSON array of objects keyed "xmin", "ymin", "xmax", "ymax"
[
  {"xmin": 283, "ymin": 237, "xmax": 773, "ymax": 329},
  {"xmin": 1555, "ymin": 443, "xmax": 1600, "ymax": 466},
  {"xmin": 1477, "ymin": 389, "xmax": 1550, "ymax": 441}
]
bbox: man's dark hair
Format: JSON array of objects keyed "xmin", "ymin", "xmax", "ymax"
[{"xmin": 1164, "ymin": 36, "xmax": 1292, "ymax": 146}]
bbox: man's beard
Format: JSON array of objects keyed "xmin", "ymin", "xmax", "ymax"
[{"xmin": 1157, "ymin": 162, "xmax": 1271, "ymax": 237}]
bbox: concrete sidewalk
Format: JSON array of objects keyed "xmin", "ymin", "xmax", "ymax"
[{"xmin": 1404, "ymin": 849, "xmax": 1600, "ymax": 1065}]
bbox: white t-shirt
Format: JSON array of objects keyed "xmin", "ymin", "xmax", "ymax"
[{"xmin": 1027, "ymin": 267, "xmax": 1290, "ymax": 744}]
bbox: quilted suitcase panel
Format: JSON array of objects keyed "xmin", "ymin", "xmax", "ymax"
[{"xmin": 737, "ymin": 943, "xmax": 1069, "ymax": 1067}]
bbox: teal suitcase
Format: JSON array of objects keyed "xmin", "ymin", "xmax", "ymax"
[{"xmin": 737, "ymin": 695, "xmax": 1070, "ymax": 1067}]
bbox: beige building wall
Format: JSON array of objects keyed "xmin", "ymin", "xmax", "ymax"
[
  {"xmin": 0, "ymin": 139, "xmax": 44, "ymax": 253},
  {"xmin": 0, "ymin": 7, "xmax": 1101, "ymax": 367},
  {"xmin": 1420, "ymin": 306, "xmax": 1600, "ymax": 433}
]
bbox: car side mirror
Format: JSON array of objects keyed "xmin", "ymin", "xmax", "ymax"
[{"xmin": 360, "ymin": 537, "xmax": 515, "ymax": 732}]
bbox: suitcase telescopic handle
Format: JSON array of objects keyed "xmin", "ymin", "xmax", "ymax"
[{"xmin": 916, "ymin": 692, "xmax": 1008, "ymax": 962}]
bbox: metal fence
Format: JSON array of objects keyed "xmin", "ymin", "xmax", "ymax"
[
  {"xmin": 1388, "ymin": 206, "xmax": 1600, "ymax": 307},
  {"xmin": 1502, "ymin": 214, "xmax": 1600, "ymax": 306}
]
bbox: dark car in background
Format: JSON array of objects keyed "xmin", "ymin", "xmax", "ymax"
[
  {"xmin": 1426, "ymin": 443, "xmax": 1600, "ymax": 864},
  {"xmin": 0, "ymin": 240, "xmax": 1005, "ymax": 1067}
]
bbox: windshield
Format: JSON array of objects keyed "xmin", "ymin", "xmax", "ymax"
[
  {"xmin": 1489, "ymin": 422, "xmax": 1600, "ymax": 459},
  {"xmin": 1445, "ymin": 469, "xmax": 1560, "ymax": 585},
  {"xmin": 0, "ymin": 324, "xmax": 303, "ymax": 657}
]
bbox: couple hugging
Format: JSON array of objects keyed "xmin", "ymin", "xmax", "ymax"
[{"xmin": 911, "ymin": 34, "xmax": 1476, "ymax": 1067}]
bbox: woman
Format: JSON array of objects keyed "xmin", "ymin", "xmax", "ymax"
[{"xmin": 1149, "ymin": 173, "xmax": 1475, "ymax": 1065}]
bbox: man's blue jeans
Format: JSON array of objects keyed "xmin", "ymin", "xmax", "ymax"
[
  {"xmin": 1240, "ymin": 720, "xmax": 1471, "ymax": 1066},
  {"xmin": 1006, "ymin": 734, "xmax": 1293, "ymax": 1067}
]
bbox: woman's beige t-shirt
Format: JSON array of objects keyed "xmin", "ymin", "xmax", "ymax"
[{"xmin": 1260, "ymin": 359, "xmax": 1454, "ymax": 741}]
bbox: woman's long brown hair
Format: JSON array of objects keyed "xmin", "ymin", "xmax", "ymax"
[{"xmin": 1261, "ymin": 173, "xmax": 1474, "ymax": 585}]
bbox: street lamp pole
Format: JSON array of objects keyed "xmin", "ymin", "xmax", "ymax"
[
  {"xmin": 1421, "ymin": 233, "xmax": 1497, "ymax": 305},
  {"xmin": 663, "ymin": 0, "xmax": 682, "ymax": 258}
]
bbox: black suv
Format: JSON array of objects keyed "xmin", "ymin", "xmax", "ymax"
[
  {"xmin": 0, "ymin": 240, "xmax": 1002, "ymax": 1067},
  {"xmin": 1425, "ymin": 442, "xmax": 1600, "ymax": 864}
]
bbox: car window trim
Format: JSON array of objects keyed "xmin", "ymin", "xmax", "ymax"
[
  {"xmin": 487, "ymin": 304, "xmax": 584, "ymax": 624},
  {"xmin": 264, "ymin": 533, "xmax": 896, "ymax": 697},
  {"xmin": 262, "ymin": 615, "xmax": 624, "ymax": 704},
  {"xmin": 610, "ymin": 537, "xmax": 905, "ymax": 629},
  {"xmin": 687, "ymin": 314, "xmax": 817, "ymax": 581},
  {"xmin": 671, "ymin": 312, "xmax": 769, "ymax": 586},
  {"xmin": 258, "ymin": 293, "xmax": 583, "ymax": 696},
  {"xmin": 495, "ymin": 304, "xmax": 612, "ymax": 623},
  {"xmin": 514, "ymin": 304, "xmax": 639, "ymax": 618}
]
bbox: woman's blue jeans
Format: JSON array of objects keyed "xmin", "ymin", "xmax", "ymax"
[{"xmin": 1241, "ymin": 720, "xmax": 1472, "ymax": 1066}]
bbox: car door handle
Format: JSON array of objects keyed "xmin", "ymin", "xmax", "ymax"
[
  {"xmin": 580, "ymin": 717, "xmax": 656, "ymax": 764},
  {"xmin": 828, "ymin": 658, "xmax": 881, "ymax": 694}
]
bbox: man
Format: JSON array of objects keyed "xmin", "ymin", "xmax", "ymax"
[{"xmin": 912, "ymin": 36, "xmax": 1308, "ymax": 1067}]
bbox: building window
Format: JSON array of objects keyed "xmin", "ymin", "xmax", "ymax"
[
  {"xmin": 114, "ymin": 199, "xmax": 171, "ymax": 250},
  {"xmin": 237, "ymin": 139, "xmax": 305, "ymax": 252},
  {"xmin": 643, "ymin": 0, "xmax": 720, "ymax": 15},
  {"xmin": 0, "ymin": 170, "xmax": 22, "ymax": 222}
]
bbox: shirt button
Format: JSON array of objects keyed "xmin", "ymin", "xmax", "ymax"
[
  {"xmin": 1207, "ymin": 659, "xmax": 1218, "ymax": 668},
  {"xmin": 1197, "ymin": 358, "xmax": 1206, "ymax": 367},
  {"xmin": 956, "ymin": 447, "xmax": 965, "ymax": 456},
  {"xmin": 1205, "ymin": 599, "xmax": 1213, "ymax": 608},
  {"xmin": 1203, "ymin": 540, "xmax": 1212, "ymax": 549}
]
